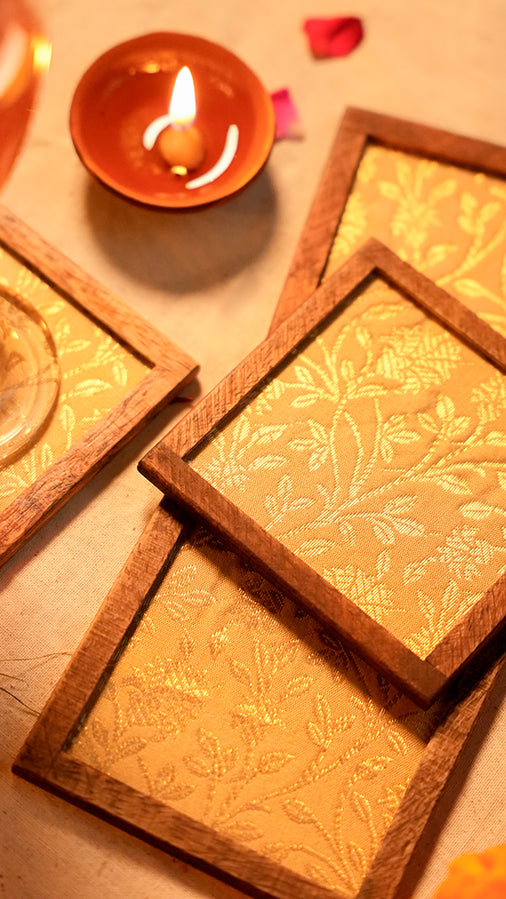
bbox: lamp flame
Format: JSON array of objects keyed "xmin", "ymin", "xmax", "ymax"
[
  {"xmin": 143, "ymin": 65, "xmax": 199, "ymax": 150},
  {"xmin": 169, "ymin": 66, "xmax": 196, "ymax": 128}
]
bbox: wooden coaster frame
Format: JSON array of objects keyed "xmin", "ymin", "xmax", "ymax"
[
  {"xmin": 13, "ymin": 110, "xmax": 506, "ymax": 899},
  {"xmin": 13, "ymin": 495, "xmax": 506, "ymax": 899},
  {"xmin": 271, "ymin": 105, "xmax": 506, "ymax": 331},
  {"xmin": 139, "ymin": 239, "xmax": 506, "ymax": 709},
  {"xmin": 0, "ymin": 204, "xmax": 198, "ymax": 566}
]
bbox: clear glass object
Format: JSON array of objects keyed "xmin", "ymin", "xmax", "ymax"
[
  {"xmin": 0, "ymin": 0, "xmax": 57, "ymax": 466},
  {"xmin": 0, "ymin": 285, "xmax": 59, "ymax": 462}
]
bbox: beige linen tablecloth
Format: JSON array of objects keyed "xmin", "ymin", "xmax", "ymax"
[{"xmin": 1, "ymin": 1, "xmax": 505, "ymax": 897}]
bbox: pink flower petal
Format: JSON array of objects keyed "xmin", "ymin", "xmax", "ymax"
[
  {"xmin": 271, "ymin": 88, "xmax": 303, "ymax": 140},
  {"xmin": 303, "ymin": 17, "xmax": 364, "ymax": 59}
]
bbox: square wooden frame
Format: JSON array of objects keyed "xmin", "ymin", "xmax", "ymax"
[
  {"xmin": 139, "ymin": 239, "xmax": 506, "ymax": 709},
  {"xmin": 271, "ymin": 105, "xmax": 506, "ymax": 331},
  {"xmin": 0, "ymin": 204, "xmax": 198, "ymax": 566},
  {"xmin": 13, "ymin": 110, "xmax": 506, "ymax": 899},
  {"xmin": 13, "ymin": 498, "xmax": 506, "ymax": 899}
]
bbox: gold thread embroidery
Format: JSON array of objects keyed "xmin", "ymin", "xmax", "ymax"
[
  {"xmin": 190, "ymin": 278, "xmax": 506, "ymax": 654},
  {"xmin": 326, "ymin": 144, "xmax": 506, "ymax": 336},
  {"xmin": 0, "ymin": 248, "xmax": 149, "ymax": 507},
  {"xmin": 70, "ymin": 152, "xmax": 506, "ymax": 895},
  {"xmin": 71, "ymin": 528, "xmax": 433, "ymax": 896}
]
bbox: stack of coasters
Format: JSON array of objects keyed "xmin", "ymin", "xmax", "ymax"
[{"xmin": 15, "ymin": 110, "xmax": 506, "ymax": 899}]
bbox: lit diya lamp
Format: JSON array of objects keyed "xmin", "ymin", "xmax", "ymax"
[
  {"xmin": 69, "ymin": 33, "xmax": 275, "ymax": 209},
  {"xmin": 142, "ymin": 64, "xmax": 239, "ymax": 190}
]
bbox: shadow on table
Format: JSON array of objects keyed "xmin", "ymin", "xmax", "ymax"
[{"xmin": 85, "ymin": 168, "xmax": 278, "ymax": 294}]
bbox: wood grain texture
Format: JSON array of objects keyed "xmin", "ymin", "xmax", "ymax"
[
  {"xmin": 26, "ymin": 754, "xmax": 341, "ymax": 899},
  {"xmin": 13, "ymin": 537, "xmax": 506, "ymax": 899},
  {"xmin": 360, "ymin": 651, "xmax": 506, "ymax": 899},
  {"xmin": 426, "ymin": 570, "xmax": 506, "ymax": 678},
  {"xmin": 15, "ymin": 498, "xmax": 185, "ymax": 777},
  {"xmin": 345, "ymin": 107, "xmax": 506, "ymax": 173},
  {"xmin": 0, "ymin": 205, "xmax": 198, "ymax": 566},
  {"xmin": 165, "ymin": 244, "xmax": 376, "ymax": 459},
  {"xmin": 13, "ymin": 108, "xmax": 506, "ymax": 899},
  {"xmin": 140, "ymin": 440, "xmax": 446, "ymax": 708},
  {"xmin": 270, "ymin": 119, "xmax": 368, "ymax": 330},
  {"xmin": 164, "ymin": 239, "xmax": 506, "ymax": 461},
  {"xmin": 139, "ymin": 239, "xmax": 506, "ymax": 706},
  {"xmin": 373, "ymin": 242, "xmax": 506, "ymax": 371}
]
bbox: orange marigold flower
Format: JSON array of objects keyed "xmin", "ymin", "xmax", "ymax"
[{"xmin": 431, "ymin": 845, "xmax": 506, "ymax": 899}]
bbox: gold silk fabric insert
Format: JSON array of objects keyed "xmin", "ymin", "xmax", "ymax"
[
  {"xmin": 190, "ymin": 277, "xmax": 506, "ymax": 656},
  {"xmin": 70, "ymin": 145, "xmax": 506, "ymax": 897},
  {"xmin": 70, "ymin": 527, "xmax": 433, "ymax": 898},
  {"xmin": 326, "ymin": 142, "xmax": 506, "ymax": 336},
  {"xmin": 0, "ymin": 248, "xmax": 149, "ymax": 509}
]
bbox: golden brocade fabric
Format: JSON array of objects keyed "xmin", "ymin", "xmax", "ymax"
[
  {"xmin": 70, "ymin": 526, "xmax": 434, "ymax": 897},
  {"xmin": 0, "ymin": 248, "xmax": 149, "ymax": 509},
  {"xmin": 70, "ymin": 150, "xmax": 506, "ymax": 896},
  {"xmin": 71, "ymin": 278, "xmax": 506, "ymax": 897},
  {"xmin": 326, "ymin": 143, "xmax": 506, "ymax": 336},
  {"xmin": 190, "ymin": 277, "xmax": 506, "ymax": 656}
]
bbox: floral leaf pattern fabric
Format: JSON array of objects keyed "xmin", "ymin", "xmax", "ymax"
[
  {"xmin": 190, "ymin": 278, "xmax": 506, "ymax": 655},
  {"xmin": 0, "ymin": 248, "xmax": 149, "ymax": 508},
  {"xmin": 70, "ymin": 147, "xmax": 506, "ymax": 896},
  {"xmin": 326, "ymin": 143, "xmax": 506, "ymax": 338},
  {"xmin": 70, "ymin": 526, "xmax": 434, "ymax": 897}
]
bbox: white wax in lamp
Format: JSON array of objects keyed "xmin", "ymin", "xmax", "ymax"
[{"xmin": 143, "ymin": 66, "xmax": 205, "ymax": 174}]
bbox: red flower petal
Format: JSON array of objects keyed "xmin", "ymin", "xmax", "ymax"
[
  {"xmin": 271, "ymin": 88, "xmax": 303, "ymax": 140},
  {"xmin": 303, "ymin": 17, "xmax": 364, "ymax": 59}
]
